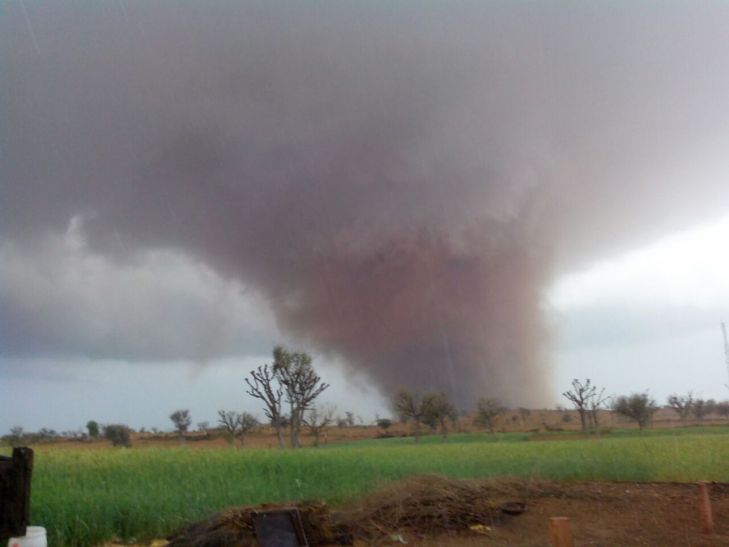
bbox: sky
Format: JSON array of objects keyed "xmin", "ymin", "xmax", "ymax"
[{"xmin": 2, "ymin": 2, "xmax": 729, "ymax": 434}]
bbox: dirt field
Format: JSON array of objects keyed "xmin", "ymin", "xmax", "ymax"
[
  {"xmin": 418, "ymin": 481, "xmax": 729, "ymax": 546},
  {"xmin": 163, "ymin": 476, "xmax": 729, "ymax": 546}
]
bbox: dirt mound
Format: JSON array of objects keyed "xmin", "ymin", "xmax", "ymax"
[{"xmin": 336, "ymin": 475, "xmax": 529, "ymax": 539}]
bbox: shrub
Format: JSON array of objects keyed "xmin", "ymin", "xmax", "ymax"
[{"xmin": 103, "ymin": 424, "xmax": 132, "ymax": 447}]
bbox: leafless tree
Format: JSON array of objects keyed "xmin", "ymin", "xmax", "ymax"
[
  {"xmin": 562, "ymin": 379, "xmax": 597, "ymax": 433},
  {"xmin": 475, "ymin": 398, "xmax": 505, "ymax": 433},
  {"xmin": 245, "ymin": 363, "xmax": 286, "ymax": 448},
  {"xmin": 304, "ymin": 405, "xmax": 336, "ymax": 447},
  {"xmin": 217, "ymin": 410, "xmax": 239, "ymax": 445},
  {"xmin": 217, "ymin": 410, "xmax": 259, "ymax": 447},
  {"xmin": 273, "ymin": 346, "xmax": 329, "ymax": 448},
  {"xmin": 236, "ymin": 413, "xmax": 259, "ymax": 446},
  {"xmin": 588, "ymin": 387, "xmax": 610, "ymax": 431},
  {"xmin": 667, "ymin": 392, "xmax": 694, "ymax": 421}
]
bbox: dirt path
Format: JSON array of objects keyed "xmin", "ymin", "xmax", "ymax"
[{"xmin": 397, "ymin": 481, "xmax": 729, "ymax": 546}]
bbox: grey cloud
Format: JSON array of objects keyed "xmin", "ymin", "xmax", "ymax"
[{"xmin": 0, "ymin": 218, "xmax": 278, "ymax": 362}]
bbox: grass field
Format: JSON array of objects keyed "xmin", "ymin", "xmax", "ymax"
[{"xmin": 9, "ymin": 426, "xmax": 729, "ymax": 545}]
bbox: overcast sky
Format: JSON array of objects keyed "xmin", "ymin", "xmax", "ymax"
[{"xmin": 3, "ymin": 2, "xmax": 729, "ymax": 434}]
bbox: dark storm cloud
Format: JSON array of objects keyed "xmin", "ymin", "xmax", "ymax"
[{"xmin": 3, "ymin": 1, "xmax": 729, "ymax": 405}]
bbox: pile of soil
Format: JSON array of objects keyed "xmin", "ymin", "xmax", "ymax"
[
  {"xmin": 167, "ymin": 475, "xmax": 729, "ymax": 546},
  {"xmin": 336, "ymin": 475, "xmax": 530, "ymax": 540}
]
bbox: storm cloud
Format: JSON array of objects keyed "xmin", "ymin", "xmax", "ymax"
[{"xmin": 3, "ymin": 1, "xmax": 729, "ymax": 406}]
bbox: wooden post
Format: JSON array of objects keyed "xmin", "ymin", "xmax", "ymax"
[
  {"xmin": 0, "ymin": 447, "xmax": 34, "ymax": 542},
  {"xmin": 549, "ymin": 517, "xmax": 574, "ymax": 547},
  {"xmin": 698, "ymin": 481, "xmax": 714, "ymax": 534}
]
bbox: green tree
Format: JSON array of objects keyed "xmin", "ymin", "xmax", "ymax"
[
  {"xmin": 86, "ymin": 420, "xmax": 100, "ymax": 438},
  {"xmin": 169, "ymin": 409, "xmax": 192, "ymax": 437},
  {"xmin": 612, "ymin": 393, "xmax": 658, "ymax": 430},
  {"xmin": 393, "ymin": 388, "xmax": 424, "ymax": 440},
  {"xmin": 421, "ymin": 392, "xmax": 457, "ymax": 437},
  {"xmin": 103, "ymin": 424, "xmax": 131, "ymax": 447}
]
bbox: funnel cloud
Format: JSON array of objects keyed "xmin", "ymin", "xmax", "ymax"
[{"xmin": 3, "ymin": 2, "xmax": 729, "ymax": 407}]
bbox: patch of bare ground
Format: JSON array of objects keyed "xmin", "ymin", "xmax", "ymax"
[{"xmin": 165, "ymin": 475, "xmax": 729, "ymax": 546}]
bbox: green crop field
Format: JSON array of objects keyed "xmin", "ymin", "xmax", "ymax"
[{"xmin": 8, "ymin": 427, "xmax": 729, "ymax": 546}]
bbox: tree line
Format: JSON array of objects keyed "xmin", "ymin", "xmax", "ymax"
[{"xmin": 7, "ymin": 358, "xmax": 729, "ymax": 448}]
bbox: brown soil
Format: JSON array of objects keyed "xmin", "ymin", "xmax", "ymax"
[{"xmin": 164, "ymin": 475, "xmax": 729, "ymax": 546}]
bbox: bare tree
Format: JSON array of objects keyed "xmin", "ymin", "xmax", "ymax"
[
  {"xmin": 562, "ymin": 379, "xmax": 597, "ymax": 433},
  {"xmin": 667, "ymin": 392, "xmax": 694, "ymax": 421},
  {"xmin": 304, "ymin": 405, "xmax": 336, "ymax": 447},
  {"xmin": 475, "ymin": 398, "xmax": 505, "ymax": 433},
  {"xmin": 236, "ymin": 413, "xmax": 259, "ymax": 446},
  {"xmin": 273, "ymin": 346, "xmax": 329, "ymax": 448},
  {"xmin": 612, "ymin": 393, "xmax": 658, "ymax": 430},
  {"xmin": 217, "ymin": 410, "xmax": 259, "ymax": 447},
  {"xmin": 588, "ymin": 387, "xmax": 610, "ymax": 431},
  {"xmin": 245, "ymin": 363, "xmax": 286, "ymax": 448},
  {"xmin": 169, "ymin": 409, "xmax": 192, "ymax": 437},
  {"xmin": 196, "ymin": 422, "xmax": 210, "ymax": 436},
  {"xmin": 218, "ymin": 410, "xmax": 240, "ymax": 445},
  {"xmin": 421, "ymin": 392, "xmax": 458, "ymax": 437}
]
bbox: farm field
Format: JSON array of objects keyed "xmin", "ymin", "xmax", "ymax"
[{"xmin": 8, "ymin": 425, "xmax": 729, "ymax": 545}]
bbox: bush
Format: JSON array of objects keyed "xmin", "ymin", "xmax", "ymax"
[
  {"xmin": 103, "ymin": 424, "xmax": 132, "ymax": 447},
  {"xmin": 612, "ymin": 393, "xmax": 658, "ymax": 430}
]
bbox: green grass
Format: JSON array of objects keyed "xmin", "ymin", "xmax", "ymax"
[{"xmin": 11, "ymin": 428, "xmax": 729, "ymax": 545}]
